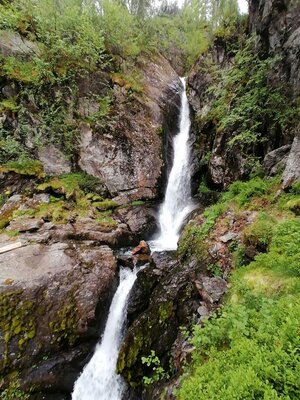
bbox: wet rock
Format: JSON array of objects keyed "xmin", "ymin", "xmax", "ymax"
[
  {"xmin": 282, "ymin": 129, "xmax": 300, "ymax": 189},
  {"xmin": 38, "ymin": 144, "xmax": 72, "ymax": 176},
  {"xmin": 127, "ymin": 263, "xmax": 160, "ymax": 322},
  {"xmin": 7, "ymin": 218, "xmax": 44, "ymax": 232},
  {"xmin": 116, "ymin": 205, "xmax": 157, "ymax": 240},
  {"xmin": 117, "ymin": 258, "xmax": 201, "ymax": 386},
  {"xmin": 132, "ymin": 240, "xmax": 150, "ymax": 255},
  {"xmin": 0, "ymin": 242, "xmax": 117, "ymax": 394}
]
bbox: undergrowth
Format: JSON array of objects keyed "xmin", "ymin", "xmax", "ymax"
[{"xmin": 176, "ymin": 177, "xmax": 300, "ymax": 400}]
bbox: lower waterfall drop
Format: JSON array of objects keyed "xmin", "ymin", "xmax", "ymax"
[
  {"xmin": 151, "ymin": 77, "xmax": 194, "ymax": 252},
  {"xmin": 72, "ymin": 267, "xmax": 138, "ymax": 400}
]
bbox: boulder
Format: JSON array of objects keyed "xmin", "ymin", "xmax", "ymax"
[
  {"xmin": 195, "ymin": 276, "xmax": 228, "ymax": 304},
  {"xmin": 116, "ymin": 205, "xmax": 157, "ymax": 240},
  {"xmin": 7, "ymin": 218, "xmax": 44, "ymax": 232},
  {"xmin": 263, "ymin": 145, "xmax": 291, "ymax": 175},
  {"xmin": 219, "ymin": 231, "xmax": 238, "ymax": 243},
  {"xmin": 0, "ymin": 241, "xmax": 117, "ymax": 394},
  {"xmin": 132, "ymin": 240, "xmax": 150, "ymax": 256}
]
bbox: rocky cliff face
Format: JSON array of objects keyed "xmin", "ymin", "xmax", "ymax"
[
  {"xmin": 79, "ymin": 55, "xmax": 180, "ymax": 203},
  {"xmin": 0, "ymin": 32, "xmax": 180, "ymax": 203},
  {"xmin": 249, "ymin": 0, "xmax": 300, "ymax": 99},
  {"xmin": 187, "ymin": 0, "xmax": 300, "ymax": 189}
]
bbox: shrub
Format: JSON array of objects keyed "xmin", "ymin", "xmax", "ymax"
[{"xmin": 222, "ymin": 177, "xmax": 271, "ymax": 206}]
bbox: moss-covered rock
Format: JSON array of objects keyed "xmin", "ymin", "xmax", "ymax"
[
  {"xmin": 0, "ymin": 242, "xmax": 117, "ymax": 394},
  {"xmin": 117, "ymin": 255, "xmax": 202, "ymax": 387}
]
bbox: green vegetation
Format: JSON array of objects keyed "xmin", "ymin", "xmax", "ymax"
[
  {"xmin": 178, "ymin": 202, "xmax": 225, "ymax": 261},
  {"xmin": 142, "ymin": 350, "xmax": 170, "ymax": 386},
  {"xmin": 0, "ymin": 0, "xmax": 244, "ymax": 164},
  {"xmin": 177, "ymin": 178, "xmax": 300, "ymax": 400},
  {"xmin": 0, "ymin": 158, "xmax": 44, "ymax": 177},
  {"xmin": 0, "ymin": 377, "xmax": 30, "ymax": 400},
  {"xmin": 204, "ymin": 36, "xmax": 299, "ymax": 171}
]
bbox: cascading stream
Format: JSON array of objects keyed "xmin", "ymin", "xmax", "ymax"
[
  {"xmin": 151, "ymin": 77, "xmax": 194, "ymax": 251},
  {"xmin": 72, "ymin": 267, "xmax": 139, "ymax": 400},
  {"xmin": 72, "ymin": 76, "xmax": 193, "ymax": 400}
]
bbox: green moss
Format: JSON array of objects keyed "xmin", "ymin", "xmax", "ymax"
[
  {"xmin": 158, "ymin": 302, "xmax": 173, "ymax": 324},
  {"xmin": 93, "ymin": 199, "xmax": 118, "ymax": 211},
  {"xmin": 6, "ymin": 229, "xmax": 20, "ymax": 238},
  {"xmin": 0, "ymin": 98, "xmax": 18, "ymax": 113},
  {"xmin": 0, "ymin": 372, "xmax": 30, "ymax": 399},
  {"xmin": 95, "ymin": 213, "xmax": 118, "ymax": 228},
  {"xmin": 0, "ymin": 290, "xmax": 36, "ymax": 369},
  {"xmin": 49, "ymin": 297, "xmax": 78, "ymax": 346},
  {"xmin": 178, "ymin": 202, "xmax": 225, "ymax": 262},
  {"xmin": 0, "ymin": 208, "xmax": 15, "ymax": 229},
  {"xmin": 0, "ymin": 159, "xmax": 45, "ymax": 178}
]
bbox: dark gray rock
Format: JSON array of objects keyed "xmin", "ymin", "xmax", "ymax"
[{"xmin": 264, "ymin": 145, "xmax": 291, "ymax": 175}]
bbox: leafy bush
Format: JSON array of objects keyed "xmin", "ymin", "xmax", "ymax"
[
  {"xmin": 253, "ymin": 218, "xmax": 300, "ymax": 277},
  {"xmin": 222, "ymin": 177, "xmax": 272, "ymax": 206},
  {"xmin": 177, "ymin": 297, "xmax": 300, "ymax": 400},
  {"xmin": 207, "ymin": 36, "xmax": 298, "ymax": 161},
  {"xmin": 142, "ymin": 350, "xmax": 170, "ymax": 386}
]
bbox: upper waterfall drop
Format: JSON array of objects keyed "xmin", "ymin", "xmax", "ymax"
[{"xmin": 151, "ymin": 77, "xmax": 194, "ymax": 252}]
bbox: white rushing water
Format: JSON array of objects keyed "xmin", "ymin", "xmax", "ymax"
[
  {"xmin": 151, "ymin": 77, "xmax": 194, "ymax": 251},
  {"xmin": 72, "ymin": 267, "xmax": 139, "ymax": 400}
]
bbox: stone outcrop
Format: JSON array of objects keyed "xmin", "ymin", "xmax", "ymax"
[
  {"xmin": 0, "ymin": 241, "xmax": 117, "ymax": 396},
  {"xmin": 117, "ymin": 251, "xmax": 228, "ymax": 395},
  {"xmin": 282, "ymin": 128, "xmax": 300, "ymax": 189},
  {"xmin": 0, "ymin": 30, "xmax": 39, "ymax": 58},
  {"xmin": 38, "ymin": 144, "xmax": 72, "ymax": 176},
  {"xmin": 249, "ymin": 0, "xmax": 300, "ymax": 97},
  {"xmin": 187, "ymin": 0, "xmax": 300, "ymax": 189},
  {"xmin": 79, "ymin": 54, "xmax": 180, "ymax": 203}
]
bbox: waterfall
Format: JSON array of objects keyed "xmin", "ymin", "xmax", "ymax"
[
  {"xmin": 72, "ymin": 267, "xmax": 139, "ymax": 400},
  {"xmin": 151, "ymin": 77, "xmax": 194, "ymax": 252}
]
